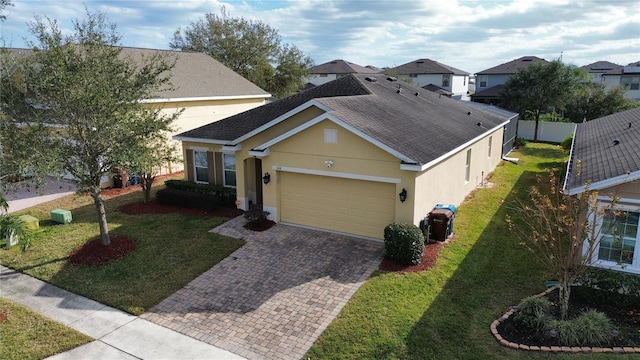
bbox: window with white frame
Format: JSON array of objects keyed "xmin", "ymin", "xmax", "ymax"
[
  {"xmin": 465, "ymin": 149, "xmax": 471, "ymax": 182},
  {"xmin": 597, "ymin": 210, "xmax": 639, "ymax": 266},
  {"xmin": 620, "ymin": 76, "xmax": 640, "ymax": 90},
  {"xmin": 487, "ymin": 136, "xmax": 493, "ymax": 158},
  {"xmin": 478, "ymin": 75, "xmax": 488, "ymax": 88},
  {"xmin": 319, "ymin": 73, "xmax": 328, "ymax": 77},
  {"xmin": 409, "ymin": 73, "xmax": 418, "ymax": 78},
  {"xmin": 442, "ymin": 74, "xmax": 451, "ymax": 87},
  {"xmin": 194, "ymin": 151, "xmax": 208, "ymax": 183},
  {"xmin": 223, "ymin": 153, "xmax": 236, "ymax": 187}
]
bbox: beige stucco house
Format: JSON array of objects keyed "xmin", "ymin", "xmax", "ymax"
[
  {"xmin": 2, "ymin": 47, "xmax": 270, "ymax": 183},
  {"xmin": 175, "ymin": 74, "xmax": 512, "ymax": 239},
  {"xmin": 564, "ymin": 107, "xmax": 640, "ymax": 274}
]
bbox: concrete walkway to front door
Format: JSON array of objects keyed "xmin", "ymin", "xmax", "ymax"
[{"xmin": 141, "ymin": 216, "xmax": 385, "ymax": 360}]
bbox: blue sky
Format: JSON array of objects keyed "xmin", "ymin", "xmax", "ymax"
[{"xmin": 1, "ymin": 0, "xmax": 639, "ymax": 74}]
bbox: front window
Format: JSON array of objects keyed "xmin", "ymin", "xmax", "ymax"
[
  {"xmin": 223, "ymin": 153, "xmax": 236, "ymax": 187},
  {"xmin": 487, "ymin": 136, "xmax": 492, "ymax": 158},
  {"xmin": 194, "ymin": 151, "xmax": 208, "ymax": 183},
  {"xmin": 409, "ymin": 73, "xmax": 418, "ymax": 78},
  {"xmin": 478, "ymin": 75, "xmax": 488, "ymax": 88},
  {"xmin": 598, "ymin": 210, "xmax": 639, "ymax": 265},
  {"xmin": 620, "ymin": 76, "xmax": 640, "ymax": 90},
  {"xmin": 442, "ymin": 74, "xmax": 451, "ymax": 87}
]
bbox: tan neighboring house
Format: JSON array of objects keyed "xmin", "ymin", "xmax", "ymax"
[
  {"xmin": 600, "ymin": 61, "xmax": 640, "ymax": 101},
  {"xmin": 306, "ymin": 59, "xmax": 380, "ymax": 86},
  {"xmin": 174, "ymin": 74, "xmax": 511, "ymax": 239},
  {"xmin": 564, "ymin": 107, "xmax": 640, "ymax": 274},
  {"xmin": 580, "ymin": 60, "xmax": 621, "ymax": 83},
  {"xmin": 3, "ymin": 47, "xmax": 271, "ymax": 184}
]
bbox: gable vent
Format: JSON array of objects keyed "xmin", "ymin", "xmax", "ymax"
[{"xmin": 365, "ymin": 76, "xmax": 377, "ymax": 82}]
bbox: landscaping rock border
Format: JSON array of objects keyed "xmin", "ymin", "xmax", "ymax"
[{"xmin": 491, "ymin": 286, "xmax": 640, "ymax": 354}]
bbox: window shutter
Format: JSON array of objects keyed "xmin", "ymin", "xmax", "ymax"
[
  {"xmin": 214, "ymin": 152, "xmax": 223, "ymax": 185},
  {"xmin": 186, "ymin": 149, "xmax": 194, "ymax": 182},
  {"xmin": 207, "ymin": 151, "xmax": 215, "ymax": 184}
]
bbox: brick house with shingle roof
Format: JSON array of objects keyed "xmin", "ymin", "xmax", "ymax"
[
  {"xmin": 174, "ymin": 74, "xmax": 514, "ymax": 239},
  {"xmin": 563, "ymin": 107, "xmax": 640, "ymax": 274},
  {"xmin": 2, "ymin": 46, "xmax": 271, "ymax": 177}
]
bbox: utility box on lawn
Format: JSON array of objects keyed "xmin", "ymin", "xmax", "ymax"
[
  {"xmin": 51, "ymin": 209, "xmax": 72, "ymax": 224},
  {"xmin": 18, "ymin": 215, "xmax": 39, "ymax": 230}
]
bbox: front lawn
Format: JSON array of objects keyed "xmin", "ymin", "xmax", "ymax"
[
  {"xmin": 0, "ymin": 298, "xmax": 92, "ymax": 360},
  {"xmin": 0, "ymin": 183, "xmax": 244, "ymax": 315},
  {"xmin": 306, "ymin": 143, "xmax": 638, "ymax": 359}
]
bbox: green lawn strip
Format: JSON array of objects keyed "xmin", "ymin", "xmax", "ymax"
[
  {"xmin": 0, "ymin": 298, "xmax": 93, "ymax": 360},
  {"xmin": 0, "ymin": 185, "xmax": 244, "ymax": 315},
  {"xmin": 307, "ymin": 143, "xmax": 636, "ymax": 359}
]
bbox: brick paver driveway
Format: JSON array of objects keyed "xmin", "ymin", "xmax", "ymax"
[{"xmin": 141, "ymin": 216, "xmax": 384, "ymax": 360}]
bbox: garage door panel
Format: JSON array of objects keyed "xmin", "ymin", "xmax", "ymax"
[{"xmin": 280, "ymin": 172, "xmax": 395, "ymax": 239}]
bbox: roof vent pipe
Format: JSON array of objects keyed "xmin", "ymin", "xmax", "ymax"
[
  {"xmin": 629, "ymin": 122, "xmax": 632, "ymax": 129},
  {"xmin": 467, "ymin": 111, "xmax": 472, "ymax": 116},
  {"xmin": 415, "ymin": 92, "xmax": 419, "ymax": 96}
]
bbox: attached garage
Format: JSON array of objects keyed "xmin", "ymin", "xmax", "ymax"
[{"xmin": 279, "ymin": 172, "xmax": 396, "ymax": 239}]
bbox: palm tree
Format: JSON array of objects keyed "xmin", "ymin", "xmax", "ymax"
[{"xmin": 0, "ymin": 193, "xmax": 32, "ymax": 252}]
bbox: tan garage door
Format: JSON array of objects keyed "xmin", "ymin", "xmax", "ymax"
[{"xmin": 280, "ymin": 172, "xmax": 396, "ymax": 239}]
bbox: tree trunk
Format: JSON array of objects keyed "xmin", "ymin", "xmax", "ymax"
[
  {"xmin": 141, "ymin": 173, "xmax": 154, "ymax": 204},
  {"xmin": 91, "ymin": 190, "xmax": 110, "ymax": 246},
  {"xmin": 558, "ymin": 278, "xmax": 571, "ymax": 320},
  {"xmin": 533, "ymin": 110, "xmax": 540, "ymax": 142}
]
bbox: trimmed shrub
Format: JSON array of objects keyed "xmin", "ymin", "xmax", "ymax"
[
  {"xmin": 513, "ymin": 296, "xmax": 550, "ymax": 333},
  {"xmin": 156, "ymin": 188, "xmax": 218, "ymax": 211},
  {"xmin": 164, "ymin": 180, "xmax": 236, "ymax": 207},
  {"xmin": 577, "ymin": 268, "xmax": 640, "ymax": 307},
  {"xmin": 384, "ymin": 223, "xmax": 424, "ymax": 265},
  {"xmin": 515, "ymin": 137, "xmax": 528, "ymax": 148}
]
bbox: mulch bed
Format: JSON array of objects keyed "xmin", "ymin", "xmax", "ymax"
[
  {"xmin": 243, "ymin": 219, "xmax": 276, "ymax": 231},
  {"xmin": 119, "ymin": 199, "xmax": 244, "ymax": 218},
  {"xmin": 68, "ymin": 235, "xmax": 137, "ymax": 266},
  {"xmin": 497, "ymin": 286, "xmax": 640, "ymax": 347},
  {"xmin": 379, "ymin": 240, "xmax": 446, "ymax": 273}
]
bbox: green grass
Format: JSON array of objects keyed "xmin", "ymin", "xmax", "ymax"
[
  {"xmin": 0, "ymin": 298, "xmax": 92, "ymax": 360},
  {"xmin": 0, "ymin": 183, "xmax": 245, "ymax": 315},
  {"xmin": 306, "ymin": 143, "xmax": 636, "ymax": 359}
]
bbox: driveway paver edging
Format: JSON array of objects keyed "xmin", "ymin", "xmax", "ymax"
[{"xmin": 142, "ymin": 216, "xmax": 384, "ymax": 360}]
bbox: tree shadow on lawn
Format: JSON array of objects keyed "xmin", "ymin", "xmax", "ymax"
[
  {"xmin": 6, "ymin": 191, "xmax": 244, "ymax": 315},
  {"xmin": 402, "ymin": 169, "xmax": 637, "ymax": 360}
]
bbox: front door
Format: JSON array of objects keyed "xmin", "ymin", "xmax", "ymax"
[{"xmin": 254, "ymin": 158, "xmax": 263, "ymax": 205}]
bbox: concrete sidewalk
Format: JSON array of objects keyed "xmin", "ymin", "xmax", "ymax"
[
  {"xmin": 0, "ymin": 265, "xmax": 245, "ymax": 360},
  {"xmin": 4, "ymin": 177, "xmax": 76, "ymax": 213}
]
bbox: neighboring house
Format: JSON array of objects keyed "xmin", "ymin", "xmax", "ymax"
[
  {"xmin": 601, "ymin": 61, "xmax": 640, "ymax": 100},
  {"xmin": 563, "ymin": 107, "xmax": 640, "ymax": 274},
  {"xmin": 472, "ymin": 56, "xmax": 549, "ymax": 105},
  {"xmin": 581, "ymin": 60, "xmax": 621, "ymax": 83},
  {"xmin": 174, "ymin": 74, "xmax": 512, "ymax": 239},
  {"xmin": 306, "ymin": 59, "xmax": 380, "ymax": 86},
  {"xmin": 2, "ymin": 47, "xmax": 271, "ymax": 178},
  {"xmin": 389, "ymin": 59, "xmax": 470, "ymax": 100}
]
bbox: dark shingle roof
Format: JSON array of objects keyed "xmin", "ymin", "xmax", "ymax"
[
  {"xmin": 580, "ymin": 61, "xmax": 620, "ymax": 73},
  {"xmin": 176, "ymin": 75, "xmax": 371, "ymax": 141},
  {"xmin": 390, "ymin": 59, "xmax": 469, "ymax": 76},
  {"xmin": 177, "ymin": 74, "xmax": 508, "ymax": 166},
  {"xmin": 309, "ymin": 59, "xmax": 380, "ymax": 74},
  {"xmin": 565, "ymin": 107, "xmax": 640, "ymax": 194},
  {"xmin": 476, "ymin": 56, "xmax": 548, "ymax": 75},
  {"xmin": 470, "ymin": 84, "xmax": 506, "ymax": 99},
  {"xmin": 422, "ymin": 84, "xmax": 453, "ymax": 96},
  {"xmin": 120, "ymin": 47, "xmax": 269, "ymax": 99},
  {"xmin": 2, "ymin": 47, "xmax": 270, "ymax": 101},
  {"xmin": 602, "ymin": 61, "xmax": 640, "ymax": 75}
]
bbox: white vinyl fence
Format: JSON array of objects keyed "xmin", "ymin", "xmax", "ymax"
[{"xmin": 518, "ymin": 120, "xmax": 576, "ymax": 143}]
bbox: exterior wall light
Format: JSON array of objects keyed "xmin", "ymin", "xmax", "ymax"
[
  {"xmin": 262, "ymin": 172, "xmax": 271, "ymax": 184},
  {"xmin": 399, "ymin": 188, "xmax": 407, "ymax": 203}
]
